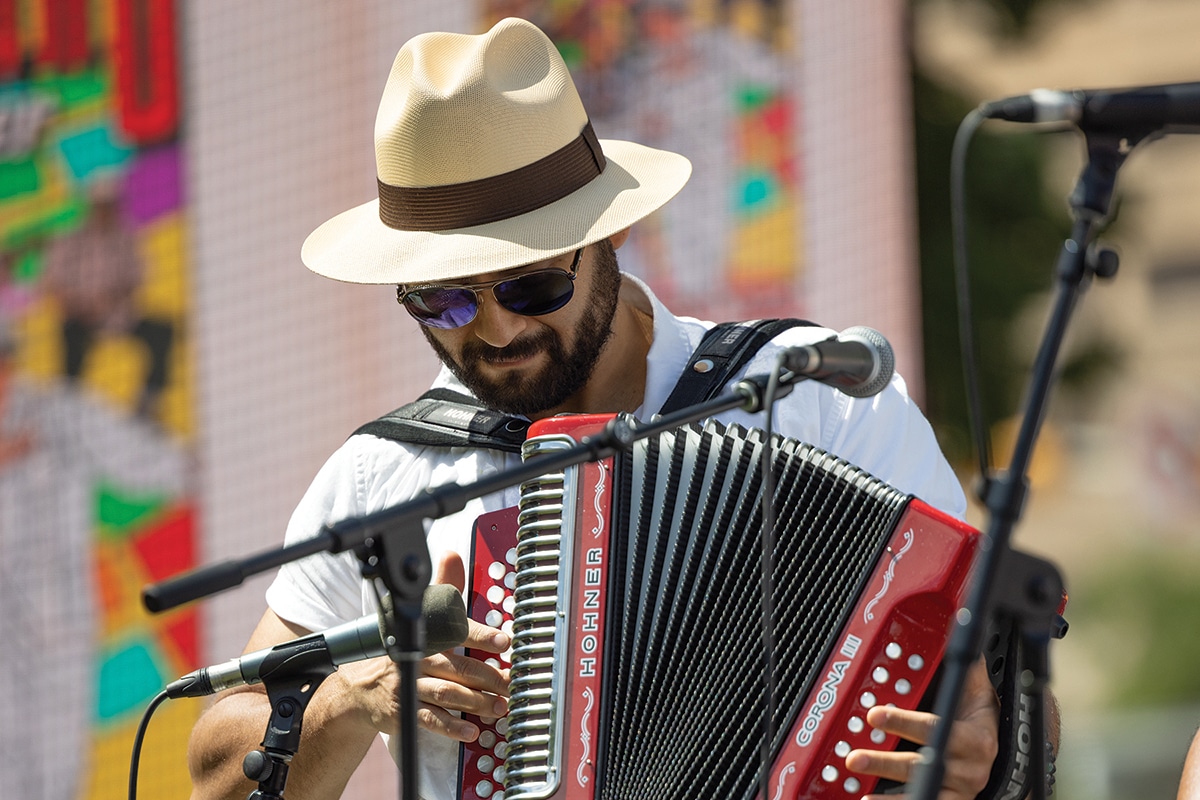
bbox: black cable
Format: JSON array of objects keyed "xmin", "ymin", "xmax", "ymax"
[
  {"xmin": 757, "ymin": 353, "xmax": 785, "ymax": 800},
  {"xmin": 949, "ymin": 107, "xmax": 994, "ymax": 482},
  {"xmin": 128, "ymin": 689, "xmax": 170, "ymax": 800}
]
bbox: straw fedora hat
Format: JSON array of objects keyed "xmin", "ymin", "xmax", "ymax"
[{"xmin": 301, "ymin": 17, "xmax": 691, "ymax": 286}]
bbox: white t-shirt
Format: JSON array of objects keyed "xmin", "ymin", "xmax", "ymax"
[{"xmin": 265, "ymin": 276, "xmax": 966, "ymax": 799}]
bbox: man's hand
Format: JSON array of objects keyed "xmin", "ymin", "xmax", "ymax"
[
  {"xmin": 845, "ymin": 657, "xmax": 999, "ymax": 800},
  {"xmin": 337, "ymin": 551, "xmax": 510, "ymax": 743}
]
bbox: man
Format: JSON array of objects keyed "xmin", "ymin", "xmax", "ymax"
[{"xmin": 188, "ymin": 17, "xmax": 1002, "ymax": 800}]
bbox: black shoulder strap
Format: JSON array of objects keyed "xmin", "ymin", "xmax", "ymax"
[
  {"xmin": 354, "ymin": 318, "xmax": 815, "ymax": 451},
  {"xmin": 657, "ymin": 317, "xmax": 816, "ymax": 416},
  {"xmin": 353, "ymin": 387, "xmax": 530, "ymax": 453}
]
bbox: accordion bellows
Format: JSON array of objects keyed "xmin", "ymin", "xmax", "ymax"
[{"xmin": 460, "ymin": 415, "xmax": 979, "ymax": 800}]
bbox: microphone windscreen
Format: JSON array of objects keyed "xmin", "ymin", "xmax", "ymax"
[
  {"xmin": 375, "ymin": 584, "xmax": 470, "ymax": 655},
  {"xmin": 422, "ymin": 583, "xmax": 470, "ymax": 654}
]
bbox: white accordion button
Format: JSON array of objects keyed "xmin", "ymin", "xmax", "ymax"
[
  {"xmin": 885, "ymin": 642, "xmax": 902, "ymax": 659},
  {"xmin": 908, "ymin": 653, "xmax": 925, "ymax": 671},
  {"xmin": 821, "ymin": 765, "xmax": 838, "ymax": 782},
  {"xmin": 494, "ymin": 741, "xmax": 510, "ymax": 759},
  {"xmin": 859, "ymin": 691, "xmax": 876, "ymax": 708},
  {"xmin": 478, "ymin": 730, "xmax": 497, "ymax": 749},
  {"xmin": 503, "ymin": 595, "xmax": 516, "ymax": 614},
  {"xmin": 493, "ymin": 765, "xmax": 507, "ymax": 783},
  {"xmin": 895, "ymin": 678, "xmax": 912, "ymax": 695},
  {"xmin": 495, "ymin": 717, "xmax": 510, "ymax": 736},
  {"xmin": 872, "ymin": 666, "xmax": 889, "ymax": 683},
  {"xmin": 487, "ymin": 585, "xmax": 505, "ymax": 605},
  {"xmin": 848, "ymin": 716, "xmax": 864, "ymax": 733},
  {"xmin": 477, "ymin": 755, "xmax": 495, "ymax": 773},
  {"xmin": 505, "ymin": 547, "xmax": 517, "ymax": 565},
  {"xmin": 834, "ymin": 741, "xmax": 851, "ymax": 758},
  {"xmin": 843, "ymin": 777, "xmax": 861, "ymax": 794},
  {"xmin": 488, "ymin": 561, "xmax": 506, "ymax": 580},
  {"xmin": 475, "ymin": 780, "xmax": 493, "ymax": 797},
  {"xmin": 504, "ymin": 572, "xmax": 516, "ymax": 590},
  {"xmin": 870, "ymin": 728, "xmax": 886, "ymax": 745}
]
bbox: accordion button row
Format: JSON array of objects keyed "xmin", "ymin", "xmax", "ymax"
[
  {"xmin": 817, "ymin": 641, "xmax": 934, "ymax": 795},
  {"xmin": 462, "ymin": 532, "xmax": 518, "ymax": 800}
]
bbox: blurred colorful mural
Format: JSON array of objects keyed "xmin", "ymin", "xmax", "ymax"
[{"xmin": 1, "ymin": 1, "xmax": 198, "ymax": 797}]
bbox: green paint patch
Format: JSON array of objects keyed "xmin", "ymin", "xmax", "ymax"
[
  {"xmin": 0, "ymin": 157, "xmax": 39, "ymax": 196},
  {"xmin": 555, "ymin": 41, "xmax": 584, "ymax": 71},
  {"xmin": 2, "ymin": 202, "xmax": 85, "ymax": 254},
  {"xmin": 737, "ymin": 84, "xmax": 774, "ymax": 112},
  {"xmin": 33, "ymin": 70, "xmax": 109, "ymax": 107},
  {"xmin": 96, "ymin": 482, "xmax": 168, "ymax": 537}
]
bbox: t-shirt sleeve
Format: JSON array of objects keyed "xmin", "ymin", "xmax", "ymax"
[
  {"xmin": 815, "ymin": 372, "xmax": 967, "ymax": 519},
  {"xmin": 264, "ymin": 435, "xmax": 432, "ymax": 633},
  {"xmin": 748, "ymin": 328, "xmax": 968, "ymax": 520}
]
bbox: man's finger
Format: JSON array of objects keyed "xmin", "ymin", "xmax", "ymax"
[
  {"xmin": 416, "ymin": 700, "xmax": 482, "ymax": 743},
  {"xmin": 865, "ymin": 705, "xmax": 938, "ymax": 745},
  {"xmin": 435, "ymin": 550, "xmax": 467, "ymax": 592},
  {"xmin": 845, "ymin": 747, "xmax": 920, "ymax": 784},
  {"xmin": 417, "ymin": 673, "xmax": 509, "ymax": 720},
  {"xmin": 464, "ymin": 617, "xmax": 510, "ymax": 654},
  {"xmin": 423, "ymin": 651, "xmax": 510, "ymax": 697}
]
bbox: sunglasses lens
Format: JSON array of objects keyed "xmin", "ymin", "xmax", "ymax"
[
  {"xmin": 403, "ymin": 288, "xmax": 478, "ymax": 329},
  {"xmin": 494, "ymin": 271, "xmax": 575, "ymax": 316}
]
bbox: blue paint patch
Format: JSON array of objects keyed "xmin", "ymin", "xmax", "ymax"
[
  {"xmin": 57, "ymin": 124, "xmax": 131, "ymax": 183},
  {"xmin": 737, "ymin": 171, "xmax": 778, "ymax": 214},
  {"xmin": 96, "ymin": 638, "xmax": 164, "ymax": 722}
]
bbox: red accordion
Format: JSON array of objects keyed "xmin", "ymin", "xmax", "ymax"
[{"xmin": 458, "ymin": 414, "xmax": 980, "ymax": 800}]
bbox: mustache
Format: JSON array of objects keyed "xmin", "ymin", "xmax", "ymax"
[{"xmin": 462, "ymin": 330, "xmax": 556, "ymax": 363}]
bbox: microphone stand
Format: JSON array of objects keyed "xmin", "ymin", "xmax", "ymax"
[
  {"xmin": 909, "ymin": 125, "xmax": 1144, "ymax": 800},
  {"xmin": 143, "ymin": 372, "xmax": 792, "ymax": 800}
]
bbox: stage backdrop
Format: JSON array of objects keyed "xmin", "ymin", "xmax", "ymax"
[
  {"xmin": 0, "ymin": 1, "xmax": 198, "ymax": 798},
  {"xmin": 1, "ymin": 0, "xmax": 919, "ymax": 796}
]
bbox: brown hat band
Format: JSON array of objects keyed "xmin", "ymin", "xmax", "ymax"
[{"xmin": 377, "ymin": 121, "xmax": 607, "ymax": 232}]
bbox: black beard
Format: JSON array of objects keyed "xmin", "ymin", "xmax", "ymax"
[{"xmin": 422, "ymin": 242, "xmax": 622, "ymax": 417}]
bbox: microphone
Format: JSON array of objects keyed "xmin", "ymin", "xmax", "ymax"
[
  {"xmin": 981, "ymin": 81, "xmax": 1200, "ymax": 132},
  {"xmin": 165, "ymin": 584, "xmax": 469, "ymax": 699},
  {"xmin": 781, "ymin": 326, "xmax": 894, "ymax": 398}
]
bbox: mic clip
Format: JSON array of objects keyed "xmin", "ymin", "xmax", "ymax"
[{"xmin": 241, "ymin": 644, "xmax": 339, "ymax": 798}]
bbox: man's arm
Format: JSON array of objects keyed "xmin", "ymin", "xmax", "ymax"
[
  {"xmin": 188, "ymin": 597, "xmax": 510, "ymax": 799},
  {"xmin": 187, "ymin": 609, "xmax": 378, "ymax": 800}
]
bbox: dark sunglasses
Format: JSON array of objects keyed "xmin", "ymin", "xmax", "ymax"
[{"xmin": 396, "ymin": 249, "xmax": 582, "ymax": 329}]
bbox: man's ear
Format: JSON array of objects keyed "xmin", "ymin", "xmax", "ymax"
[{"xmin": 609, "ymin": 227, "xmax": 632, "ymax": 250}]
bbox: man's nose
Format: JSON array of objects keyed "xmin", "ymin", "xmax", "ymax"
[{"xmin": 470, "ymin": 293, "xmax": 530, "ymax": 349}]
